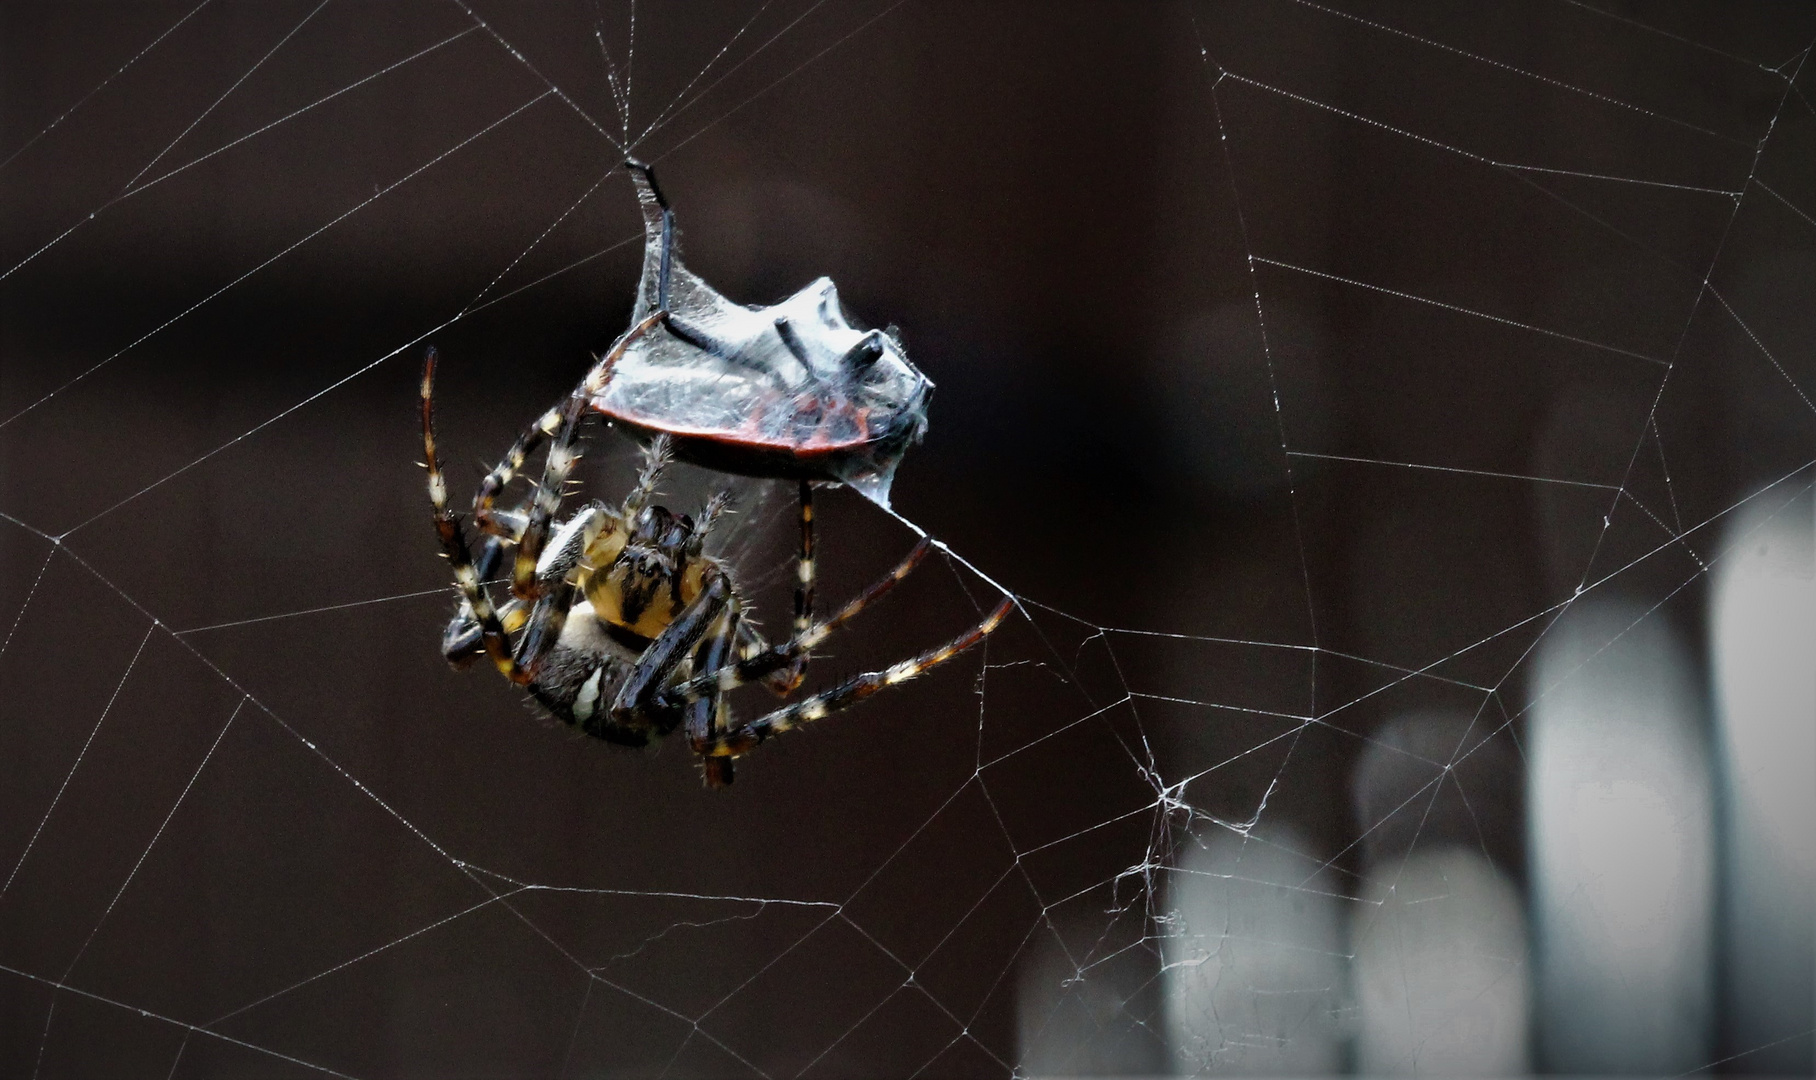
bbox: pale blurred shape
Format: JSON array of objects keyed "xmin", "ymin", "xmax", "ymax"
[
  {"xmin": 1712, "ymin": 490, "xmax": 1815, "ymax": 1073},
  {"xmin": 1351, "ymin": 846, "xmax": 1529, "ymax": 1075},
  {"xmin": 1160, "ymin": 827, "xmax": 1346, "ymax": 1075},
  {"xmin": 1529, "ymin": 599, "xmax": 1713, "ymax": 1072},
  {"xmin": 1017, "ymin": 909, "xmax": 1169, "ymax": 1076}
]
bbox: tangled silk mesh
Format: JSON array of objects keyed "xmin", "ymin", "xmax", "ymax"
[{"xmin": 0, "ymin": 2, "xmax": 1812, "ymax": 1077}]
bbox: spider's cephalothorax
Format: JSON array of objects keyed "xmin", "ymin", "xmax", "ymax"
[{"xmin": 419, "ymin": 162, "xmax": 1010, "ymax": 788}]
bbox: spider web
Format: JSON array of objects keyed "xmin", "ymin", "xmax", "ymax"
[{"xmin": 1, "ymin": 1, "xmax": 1812, "ymax": 1076}]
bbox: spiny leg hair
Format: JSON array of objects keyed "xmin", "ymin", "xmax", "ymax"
[
  {"xmin": 691, "ymin": 596, "xmax": 1015, "ymax": 759},
  {"xmin": 423, "ymin": 312, "xmax": 661, "ymax": 684},
  {"xmin": 509, "ymin": 312, "xmax": 665, "ymax": 602},
  {"xmin": 621, "ymin": 432, "xmax": 673, "ymax": 522},
  {"xmin": 472, "ymin": 402, "xmax": 567, "ymax": 543},
  {"xmin": 657, "ymin": 538, "xmax": 933, "ymax": 709}
]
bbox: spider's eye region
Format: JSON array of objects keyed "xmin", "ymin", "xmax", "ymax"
[
  {"xmin": 621, "ymin": 545, "xmax": 669, "ymax": 576},
  {"xmin": 633, "ymin": 505, "xmax": 669, "ymax": 537}
]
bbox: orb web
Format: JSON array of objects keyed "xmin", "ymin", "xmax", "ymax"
[{"xmin": 0, "ymin": 2, "xmax": 1811, "ymax": 1076}]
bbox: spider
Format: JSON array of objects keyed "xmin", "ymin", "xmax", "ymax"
[{"xmin": 421, "ymin": 160, "xmax": 1012, "ymax": 788}]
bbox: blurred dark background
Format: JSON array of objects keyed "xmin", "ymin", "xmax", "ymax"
[{"xmin": 0, "ymin": 1, "xmax": 1811, "ymax": 1076}]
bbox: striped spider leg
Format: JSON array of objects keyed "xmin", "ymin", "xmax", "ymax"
[
  {"xmin": 615, "ymin": 537, "xmax": 1015, "ymax": 784},
  {"xmin": 423, "ymin": 228, "xmax": 1010, "ymax": 783},
  {"xmin": 421, "ymin": 313, "xmax": 661, "ymax": 683},
  {"xmin": 661, "ymin": 587, "xmax": 1015, "ymax": 773}
]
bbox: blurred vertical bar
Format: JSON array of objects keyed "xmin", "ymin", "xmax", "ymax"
[
  {"xmin": 1159, "ymin": 826, "xmax": 1345, "ymax": 1075},
  {"xmin": 1017, "ymin": 905, "xmax": 1170, "ymax": 1076},
  {"xmin": 1347, "ymin": 713, "xmax": 1529, "ymax": 1075},
  {"xmin": 1712, "ymin": 490, "xmax": 1815, "ymax": 1074},
  {"xmin": 1529, "ymin": 600, "xmax": 1714, "ymax": 1072},
  {"xmin": 1351, "ymin": 847, "xmax": 1529, "ymax": 1075}
]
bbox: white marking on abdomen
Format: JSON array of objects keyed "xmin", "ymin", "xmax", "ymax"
[{"xmin": 573, "ymin": 666, "xmax": 605, "ymax": 721}]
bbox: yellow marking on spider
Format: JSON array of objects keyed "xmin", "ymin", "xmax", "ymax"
[
  {"xmin": 579, "ymin": 527, "xmax": 628, "ymax": 572},
  {"xmin": 582, "ymin": 559, "xmax": 710, "ymax": 641}
]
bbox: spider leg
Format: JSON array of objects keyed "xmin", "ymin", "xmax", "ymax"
[
  {"xmin": 442, "ymin": 599, "xmax": 528, "ymax": 665},
  {"xmin": 426, "ymin": 353, "xmax": 620, "ymax": 685},
  {"xmin": 685, "ymin": 491, "xmax": 733, "ymax": 560},
  {"xmin": 671, "ymin": 489, "xmax": 734, "ymax": 616},
  {"xmin": 773, "ymin": 480, "xmax": 817, "ymax": 693},
  {"xmin": 620, "ymin": 434, "xmax": 673, "ymax": 522},
  {"xmin": 442, "ymin": 509, "xmax": 602, "ymax": 672},
  {"xmin": 441, "ymin": 532, "xmax": 513, "ymax": 666},
  {"xmin": 441, "ymin": 615, "xmax": 486, "ymax": 667},
  {"xmin": 793, "ymin": 481, "xmax": 816, "ymax": 636},
  {"xmin": 660, "ymin": 482, "xmax": 872, "ymax": 702},
  {"xmin": 656, "ymin": 538, "xmax": 932, "ymax": 709},
  {"xmin": 446, "ymin": 498, "xmax": 540, "ymax": 660},
  {"xmin": 422, "ymin": 348, "xmax": 523, "ymax": 679},
  {"xmin": 609, "ymin": 570, "xmax": 734, "ymax": 733},
  {"xmin": 471, "ymin": 405, "xmax": 568, "ymax": 543},
  {"xmin": 509, "ymin": 405, "xmax": 586, "ymax": 602},
  {"xmin": 692, "ymin": 596, "xmax": 1015, "ymax": 759},
  {"xmin": 510, "ymin": 504, "xmax": 611, "ymax": 676},
  {"xmin": 685, "ymin": 606, "xmax": 740, "ymax": 789},
  {"xmin": 509, "ymin": 312, "xmax": 665, "ymax": 602}
]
